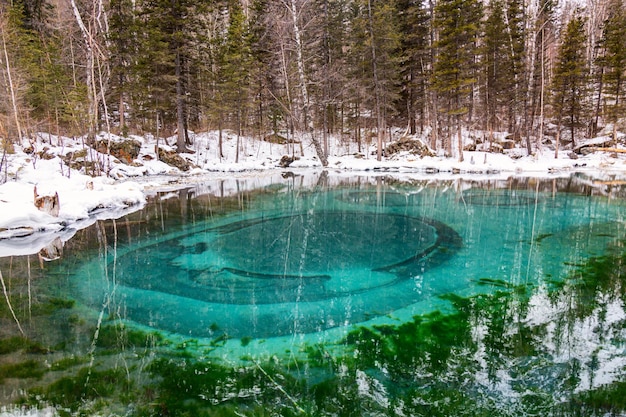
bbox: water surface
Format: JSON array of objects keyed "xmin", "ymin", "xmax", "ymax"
[{"xmin": 1, "ymin": 172, "xmax": 625, "ymax": 415}]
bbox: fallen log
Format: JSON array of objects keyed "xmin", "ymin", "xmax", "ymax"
[{"xmin": 589, "ymin": 147, "xmax": 626, "ymax": 153}]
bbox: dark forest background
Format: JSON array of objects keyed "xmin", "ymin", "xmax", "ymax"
[{"xmin": 1, "ymin": 0, "xmax": 625, "ymax": 163}]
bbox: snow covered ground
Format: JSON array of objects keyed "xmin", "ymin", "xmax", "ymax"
[{"xmin": 1, "ymin": 127, "xmax": 626, "ymax": 258}]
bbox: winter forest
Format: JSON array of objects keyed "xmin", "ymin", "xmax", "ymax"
[{"xmin": 0, "ymin": 0, "xmax": 625, "ymax": 165}]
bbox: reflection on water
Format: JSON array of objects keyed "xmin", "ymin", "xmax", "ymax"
[{"xmin": 1, "ymin": 172, "xmax": 626, "ymax": 415}]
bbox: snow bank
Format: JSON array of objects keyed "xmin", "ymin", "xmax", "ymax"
[{"xmin": 2, "ymin": 128, "xmax": 626, "ymax": 258}]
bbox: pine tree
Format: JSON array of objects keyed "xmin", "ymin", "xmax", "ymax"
[
  {"xmin": 551, "ymin": 12, "xmax": 589, "ymax": 156},
  {"xmin": 433, "ymin": 0, "xmax": 482, "ymax": 160}
]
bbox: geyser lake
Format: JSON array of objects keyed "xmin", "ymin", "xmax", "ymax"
[{"xmin": 1, "ymin": 172, "xmax": 626, "ymax": 415}]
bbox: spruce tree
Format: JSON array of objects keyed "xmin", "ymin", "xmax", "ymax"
[
  {"xmin": 310, "ymin": 0, "xmax": 348, "ymax": 153},
  {"xmin": 597, "ymin": 0, "xmax": 626, "ymax": 145},
  {"xmin": 1, "ymin": 1, "xmax": 78, "ymax": 138},
  {"xmin": 134, "ymin": 0, "xmax": 207, "ymax": 152},
  {"xmin": 108, "ymin": 0, "xmax": 138, "ymax": 135},
  {"xmin": 347, "ymin": 0, "xmax": 401, "ymax": 159},
  {"xmin": 433, "ymin": 0, "xmax": 482, "ymax": 160},
  {"xmin": 396, "ymin": 0, "xmax": 431, "ymax": 135},
  {"xmin": 504, "ymin": 0, "xmax": 526, "ymax": 134},
  {"xmin": 526, "ymin": 0, "xmax": 557, "ymax": 150},
  {"xmin": 219, "ymin": 0, "xmax": 253, "ymax": 161},
  {"xmin": 551, "ymin": 12, "xmax": 589, "ymax": 156},
  {"xmin": 482, "ymin": 0, "xmax": 509, "ymax": 135}
]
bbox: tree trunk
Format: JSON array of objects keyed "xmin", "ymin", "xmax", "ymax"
[
  {"xmin": 175, "ymin": 50, "xmax": 186, "ymax": 153},
  {"xmin": 1, "ymin": 26, "xmax": 22, "ymax": 142},
  {"xmin": 367, "ymin": 0, "xmax": 384, "ymax": 161},
  {"xmin": 288, "ymin": 0, "xmax": 328, "ymax": 166},
  {"xmin": 70, "ymin": 0, "xmax": 97, "ymax": 138},
  {"xmin": 457, "ymin": 114, "xmax": 464, "ymax": 162},
  {"xmin": 554, "ymin": 117, "xmax": 561, "ymax": 159}
]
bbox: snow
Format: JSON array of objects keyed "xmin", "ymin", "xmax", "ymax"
[
  {"xmin": 0, "ymin": 407, "xmax": 57, "ymax": 417},
  {"xmin": 2, "ymin": 128, "xmax": 626, "ymax": 259}
]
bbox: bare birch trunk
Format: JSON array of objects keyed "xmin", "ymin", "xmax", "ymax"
[
  {"xmin": 175, "ymin": 50, "xmax": 187, "ymax": 153},
  {"xmin": 367, "ymin": 0, "xmax": 384, "ymax": 161},
  {"xmin": 288, "ymin": 0, "xmax": 328, "ymax": 166},
  {"xmin": 70, "ymin": 0, "xmax": 98, "ymax": 138},
  {"xmin": 1, "ymin": 24, "xmax": 22, "ymax": 141}
]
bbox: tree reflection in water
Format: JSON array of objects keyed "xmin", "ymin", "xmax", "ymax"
[{"xmin": 0, "ymin": 173, "xmax": 625, "ymax": 416}]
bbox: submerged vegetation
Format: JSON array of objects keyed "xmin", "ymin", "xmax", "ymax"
[
  {"xmin": 1, "ymin": 179, "xmax": 626, "ymax": 415},
  {"xmin": 0, "ymin": 241, "xmax": 624, "ymax": 416}
]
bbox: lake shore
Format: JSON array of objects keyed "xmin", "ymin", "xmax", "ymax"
[{"xmin": 2, "ymin": 130, "xmax": 626, "ymax": 256}]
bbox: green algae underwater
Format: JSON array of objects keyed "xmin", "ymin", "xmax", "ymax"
[{"xmin": 1, "ymin": 174, "xmax": 626, "ymax": 416}]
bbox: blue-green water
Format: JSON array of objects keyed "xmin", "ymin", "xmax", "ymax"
[
  {"xmin": 1, "ymin": 173, "xmax": 626, "ymax": 416},
  {"xmin": 67, "ymin": 178, "xmax": 625, "ymax": 340}
]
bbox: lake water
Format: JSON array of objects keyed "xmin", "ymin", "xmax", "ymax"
[{"xmin": 1, "ymin": 172, "xmax": 625, "ymax": 416}]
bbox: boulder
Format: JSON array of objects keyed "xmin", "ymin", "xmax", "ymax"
[
  {"xmin": 34, "ymin": 186, "xmax": 60, "ymax": 217},
  {"xmin": 279, "ymin": 155, "xmax": 299, "ymax": 168},
  {"xmin": 264, "ymin": 133, "xmax": 292, "ymax": 144},
  {"xmin": 96, "ymin": 139, "xmax": 141, "ymax": 164},
  {"xmin": 501, "ymin": 139, "xmax": 516, "ymax": 150},
  {"xmin": 384, "ymin": 137, "xmax": 434, "ymax": 157},
  {"xmin": 157, "ymin": 147, "xmax": 190, "ymax": 171}
]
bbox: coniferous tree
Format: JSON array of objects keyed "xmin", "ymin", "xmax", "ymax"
[
  {"xmin": 134, "ymin": 0, "xmax": 207, "ymax": 152},
  {"xmin": 348, "ymin": 0, "xmax": 401, "ymax": 159},
  {"xmin": 1, "ymin": 1, "xmax": 77, "ymax": 139},
  {"xmin": 504, "ymin": 0, "xmax": 526, "ymax": 134},
  {"xmin": 480, "ymin": 0, "xmax": 525, "ymax": 140},
  {"xmin": 397, "ymin": 0, "xmax": 431, "ymax": 135},
  {"xmin": 433, "ymin": 0, "xmax": 482, "ymax": 160},
  {"xmin": 482, "ymin": 0, "xmax": 509, "ymax": 135},
  {"xmin": 248, "ymin": 0, "xmax": 275, "ymax": 138},
  {"xmin": 345, "ymin": 0, "xmax": 370, "ymax": 152},
  {"xmin": 310, "ymin": 0, "xmax": 349, "ymax": 154},
  {"xmin": 597, "ymin": 0, "xmax": 626, "ymax": 145},
  {"xmin": 108, "ymin": 0, "xmax": 138, "ymax": 135},
  {"xmin": 551, "ymin": 12, "xmax": 589, "ymax": 156},
  {"xmin": 219, "ymin": 0, "xmax": 254, "ymax": 162},
  {"xmin": 0, "ymin": 3, "xmax": 26, "ymax": 142}
]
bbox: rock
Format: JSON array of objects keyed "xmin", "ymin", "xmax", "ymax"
[
  {"xmin": 37, "ymin": 147, "xmax": 55, "ymax": 160},
  {"xmin": 34, "ymin": 186, "xmax": 60, "ymax": 217},
  {"xmin": 279, "ymin": 155, "xmax": 298, "ymax": 168},
  {"xmin": 96, "ymin": 139, "xmax": 141, "ymax": 164},
  {"xmin": 501, "ymin": 139, "xmax": 516, "ymax": 150},
  {"xmin": 157, "ymin": 147, "xmax": 190, "ymax": 171},
  {"xmin": 39, "ymin": 237, "xmax": 64, "ymax": 262},
  {"xmin": 264, "ymin": 133, "xmax": 293, "ymax": 144},
  {"xmin": 384, "ymin": 137, "xmax": 434, "ymax": 157}
]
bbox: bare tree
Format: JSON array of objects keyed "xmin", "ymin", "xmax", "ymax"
[
  {"xmin": 286, "ymin": 0, "xmax": 328, "ymax": 166},
  {"xmin": 0, "ymin": 9, "xmax": 24, "ymax": 142}
]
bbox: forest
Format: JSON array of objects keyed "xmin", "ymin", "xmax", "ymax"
[{"xmin": 0, "ymin": 0, "xmax": 625, "ymax": 165}]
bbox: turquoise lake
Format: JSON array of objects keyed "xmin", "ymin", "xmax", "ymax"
[{"xmin": 0, "ymin": 172, "xmax": 625, "ymax": 416}]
